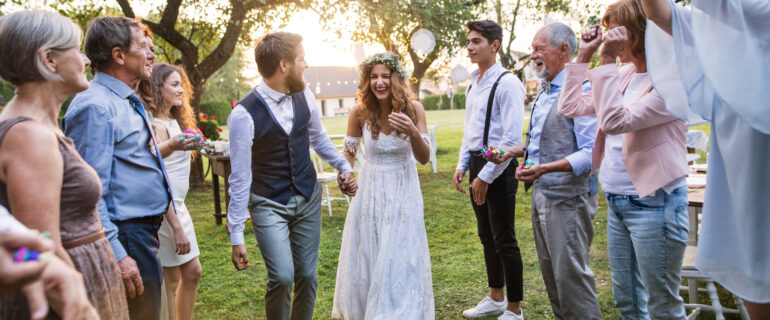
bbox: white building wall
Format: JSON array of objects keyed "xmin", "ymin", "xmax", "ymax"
[{"xmin": 314, "ymin": 96, "xmax": 357, "ymax": 117}]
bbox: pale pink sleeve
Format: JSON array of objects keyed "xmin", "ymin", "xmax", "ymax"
[{"xmin": 558, "ymin": 63, "xmax": 596, "ymax": 118}]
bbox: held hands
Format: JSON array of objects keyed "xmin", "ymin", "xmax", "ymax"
[
  {"xmin": 515, "ymin": 164, "xmax": 547, "ymax": 183},
  {"xmin": 470, "ymin": 178, "xmax": 489, "ymax": 206},
  {"xmin": 231, "ymin": 244, "xmax": 250, "ymax": 271},
  {"xmin": 117, "ymin": 256, "xmax": 144, "ymax": 299},
  {"xmin": 482, "ymin": 145, "xmax": 523, "ymax": 164},
  {"xmin": 172, "ymin": 226, "xmax": 191, "ymax": 255},
  {"xmin": 337, "ymin": 172, "xmax": 358, "ymax": 196},
  {"xmin": 170, "ymin": 132, "xmax": 201, "ymax": 151},
  {"xmin": 388, "ymin": 112, "xmax": 418, "ymax": 138},
  {"xmin": 577, "ymin": 24, "xmax": 603, "ymax": 63},
  {"xmin": 601, "ymin": 26, "xmax": 629, "ymax": 63},
  {"xmin": 451, "ymin": 170, "xmax": 489, "ymax": 205},
  {"xmin": 0, "ymin": 230, "xmax": 53, "ymax": 293},
  {"xmin": 452, "ymin": 170, "xmax": 466, "ymax": 194},
  {"xmin": 32, "ymin": 257, "xmax": 99, "ymax": 320}
]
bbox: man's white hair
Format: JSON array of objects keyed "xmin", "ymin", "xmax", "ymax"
[{"xmin": 539, "ymin": 22, "xmax": 577, "ymax": 57}]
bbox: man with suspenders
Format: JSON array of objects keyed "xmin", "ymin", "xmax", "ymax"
[{"xmin": 453, "ymin": 20, "xmax": 526, "ymax": 320}]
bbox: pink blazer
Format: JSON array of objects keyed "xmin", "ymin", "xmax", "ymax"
[{"xmin": 558, "ymin": 63, "xmax": 688, "ymax": 198}]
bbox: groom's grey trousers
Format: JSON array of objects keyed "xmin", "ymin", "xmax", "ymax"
[{"xmin": 249, "ymin": 183, "xmax": 322, "ymax": 320}]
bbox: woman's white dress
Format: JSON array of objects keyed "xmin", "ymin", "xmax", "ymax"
[
  {"xmin": 646, "ymin": 0, "xmax": 770, "ymax": 302},
  {"xmin": 332, "ymin": 126, "xmax": 435, "ymax": 319},
  {"xmin": 155, "ymin": 119, "xmax": 200, "ymax": 267}
]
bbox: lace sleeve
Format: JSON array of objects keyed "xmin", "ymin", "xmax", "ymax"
[
  {"xmin": 420, "ymin": 132, "xmax": 431, "ymax": 150},
  {"xmin": 343, "ymin": 136, "xmax": 361, "ymax": 154}
]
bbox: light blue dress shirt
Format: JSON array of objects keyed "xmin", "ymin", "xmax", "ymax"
[
  {"xmin": 526, "ymin": 69, "xmax": 596, "ymax": 176},
  {"xmin": 62, "ymin": 72, "xmax": 171, "ymax": 262}
]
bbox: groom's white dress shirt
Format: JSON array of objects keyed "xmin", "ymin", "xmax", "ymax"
[{"xmin": 227, "ymin": 82, "xmax": 353, "ymax": 245}]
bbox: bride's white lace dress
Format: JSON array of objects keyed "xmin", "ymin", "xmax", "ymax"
[{"xmin": 332, "ymin": 125, "xmax": 435, "ymax": 320}]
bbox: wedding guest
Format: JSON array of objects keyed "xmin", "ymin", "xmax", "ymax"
[
  {"xmin": 139, "ymin": 63, "xmax": 202, "ymax": 320},
  {"xmin": 0, "ymin": 10, "xmax": 128, "ymax": 319},
  {"xmin": 1, "ymin": 205, "xmax": 98, "ymax": 320},
  {"xmin": 453, "ymin": 20, "xmax": 526, "ymax": 320},
  {"xmin": 487, "ymin": 22, "xmax": 602, "ymax": 319},
  {"xmin": 642, "ymin": 0, "xmax": 770, "ymax": 316},
  {"xmin": 557, "ymin": 1, "xmax": 689, "ymax": 317},
  {"xmin": 62, "ymin": 16, "xmax": 169, "ymax": 320}
]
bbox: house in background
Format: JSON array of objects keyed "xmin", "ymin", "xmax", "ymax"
[{"xmin": 305, "ymin": 66, "xmax": 359, "ymax": 117}]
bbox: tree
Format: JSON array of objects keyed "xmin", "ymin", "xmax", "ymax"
[
  {"xmin": 200, "ymin": 46, "xmax": 255, "ymax": 105},
  {"xmin": 318, "ymin": 0, "xmax": 480, "ymax": 96},
  {"xmin": 112, "ymin": 0, "xmax": 307, "ymax": 184},
  {"xmin": 486, "ymin": 0, "xmax": 601, "ymax": 79}
]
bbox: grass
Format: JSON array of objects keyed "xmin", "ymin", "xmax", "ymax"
[{"xmin": 189, "ymin": 109, "xmax": 734, "ymax": 319}]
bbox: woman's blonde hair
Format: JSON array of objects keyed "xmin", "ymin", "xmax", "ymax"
[
  {"xmin": 602, "ymin": 0, "xmax": 648, "ymax": 63},
  {"xmin": 0, "ymin": 10, "xmax": 82, "ymax": 85},
  {"xmin": 357, "ymin": 53, "xmax": 416, "ymax": 139}
]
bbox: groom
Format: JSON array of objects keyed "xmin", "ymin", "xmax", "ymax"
[{"xmin": 227, "ymin": 32, "xmax": 357, "ymax": 320}]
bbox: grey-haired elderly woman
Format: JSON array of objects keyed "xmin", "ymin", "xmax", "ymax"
[{"xmin": 0, "ymin": 10, "xmax": 128, "ymax": 319}]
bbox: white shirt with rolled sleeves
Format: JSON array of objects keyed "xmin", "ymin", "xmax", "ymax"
[
  {"xmin": 227, "ymin": 82, "xmax": 353, "ymax": 246},
  {"xmin": 456, "ymin": 61, "xmax": 526, "ymax": 183}
]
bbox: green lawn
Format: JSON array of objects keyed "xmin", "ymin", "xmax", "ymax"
[{"xmin": 189, "ymin": 109, "xmax": 732, "ymax": 319}]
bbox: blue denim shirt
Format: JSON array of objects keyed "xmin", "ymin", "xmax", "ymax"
[
  {"xmin": 62, "ymin": 72, "xmax": 170, "ymax": 261},
  {"xmin": 527, "ymin": 70, "xmax": 597, "ymax": 176}
]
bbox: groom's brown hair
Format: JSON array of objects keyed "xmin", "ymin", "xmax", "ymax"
[{"xmin": 255, "ymin": 32, "xmax": 303, "ymax": 78}]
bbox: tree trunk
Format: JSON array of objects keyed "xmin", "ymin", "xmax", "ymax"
[{"xmin": 188, "ymin": 81, "xmax": 205, "ymax": 185}]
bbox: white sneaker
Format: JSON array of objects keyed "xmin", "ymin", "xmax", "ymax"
[
  {"xmin": 498, "ymin": 309, "xmax": 524, "ymax": 320},
  {"xmin": 462, "ymin": 296, "xmax": 507, "ymax": 318}
]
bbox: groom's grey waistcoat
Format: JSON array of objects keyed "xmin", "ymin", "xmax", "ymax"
[
  {"xmin": 238, "ymin": 89, "xmax": 316, "ymax": 205},
  {"xmin": 531, "ymin": 91, "xmax": 595, "ymax": 200}
]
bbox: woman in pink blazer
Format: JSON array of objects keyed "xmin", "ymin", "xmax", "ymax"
[{"xmin": 558, "ymin": 0, "xmax": 689, "ymax": 318}]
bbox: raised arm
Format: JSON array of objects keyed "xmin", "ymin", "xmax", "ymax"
[
  {"xmin": 587, "ymin": 64, "xmax": 680, "ymax": 135},
  {"xmin": 641, "ymin": 0, "xmax": 673, "ymax": 35},
  {"xmin": 388, "ymin": 101, "xmax": 430, "ymax": 165}
]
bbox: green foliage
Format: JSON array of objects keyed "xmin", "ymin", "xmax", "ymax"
[
  {"xmin": 422, "ymin": 92, "xmax": 466, "ymax": 111},
  {"xmin": 0, "ymin": 80, "xmax": 13, "ymax": 104},
  {"xmin": 197, "ymin": 113, "xmax": 221, "ymax": 141},
  {"xmin": 200, "ymin": 47, "xmax": 254, "ymax": 104},
  {"xmin": 199, "ymin": 100, "xmax": 232, "ymax": 125},
  {"xmin": 317, "ymin": 0, "xmax": 480, "ymax": 91}
]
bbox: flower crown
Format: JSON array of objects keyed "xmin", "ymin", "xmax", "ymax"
[{"xmin": 363, "ymin": 53, "xmax": 410, "ymax": 79}]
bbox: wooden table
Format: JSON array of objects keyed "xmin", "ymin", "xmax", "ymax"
[
  {"xmin": 203, "ymin": 153, "xmax": 230, "ymax": 225},
  {"xmin": 687, "ymin": 187, "xmax": 705, "ymax": 246}
]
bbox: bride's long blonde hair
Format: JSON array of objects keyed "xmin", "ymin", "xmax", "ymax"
[{"xmin": 357, "ymin": 53, "xmax": 417, "ymax": 139}]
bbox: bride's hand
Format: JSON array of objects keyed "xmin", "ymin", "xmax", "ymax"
[{"xmin": 387, "ymin": 112, "xmax": 418, "ymax": 138}]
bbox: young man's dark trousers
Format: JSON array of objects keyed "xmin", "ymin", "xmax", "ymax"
[{"xmin": 468, "ymin": 154, "xmax": 523, "ymax": 302}]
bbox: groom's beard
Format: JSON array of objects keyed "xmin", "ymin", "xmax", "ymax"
[{"xmin": 287, "ymin": 66, "xmax": 306, "ymax": 94}]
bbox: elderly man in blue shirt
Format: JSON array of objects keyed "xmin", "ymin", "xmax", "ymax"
[
  {"xmin": 488, "ymin": 22, "xmax": 601, "ymax": 320},
  {"xmin": 62, "ymin": 17, "xmax": 168, "ymax": 320}
]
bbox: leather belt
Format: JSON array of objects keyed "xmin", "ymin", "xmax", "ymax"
[{"xmin": 62, "ymin": 229, "xmax": 105, "ymax": 249}]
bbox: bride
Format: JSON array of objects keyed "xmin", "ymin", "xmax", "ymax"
[{"xmin": 332, "ymin": 53, "xmax": 435, "ymax": 319}]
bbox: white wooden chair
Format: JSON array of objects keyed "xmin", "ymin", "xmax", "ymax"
[
  {"xmin": 680, "ymin": 246, "xmax": 749, "ymax": 320},
  {"xmin": 427, "ymin": 125, "xmax": 438, "ymax": 173},
  {"xmin": 310, "ymin": 149, "xmax": 349, "ymax": 216}
]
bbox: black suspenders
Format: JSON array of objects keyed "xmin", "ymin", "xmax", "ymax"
[{"xmin": 468, "ymin": 70, "xmax": 512, "ymax": 147}]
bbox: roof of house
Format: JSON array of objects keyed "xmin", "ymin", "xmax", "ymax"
[{"xmin": 305, "ymin": 66, "xmax": 359, "ymax": 98}]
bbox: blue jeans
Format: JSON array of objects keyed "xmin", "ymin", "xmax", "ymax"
[
  {"xmin": 605, "ymin": 186, "xmax": 689, "ymax": 320},
  {"xmin": 116, "ymin": 220, "xmax": 163, "ymax": 320}
]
